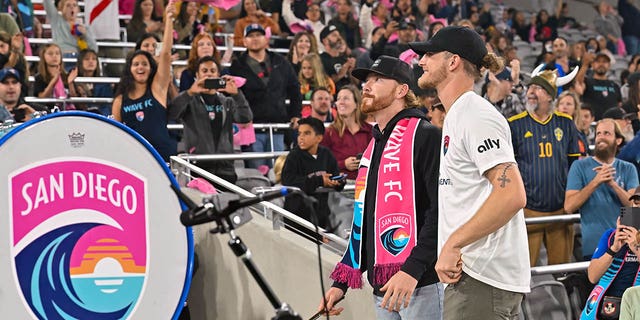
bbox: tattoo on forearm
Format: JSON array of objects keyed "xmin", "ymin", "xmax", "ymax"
[{"xmin": 497, "ymin": 164, "xmax": 513, "ymax": 188}]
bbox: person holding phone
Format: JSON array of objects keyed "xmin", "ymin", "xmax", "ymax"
[
  {"xmin": 581, "ymin": 208, "xmax": 640, "ymax": 320},
  {"xmin": 168, "ymin": 56, "xmax": 252, "ymax": 183}
]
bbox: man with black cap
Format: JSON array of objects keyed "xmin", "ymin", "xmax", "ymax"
[
  {"xmin": 318, "ymin": 55, "xmax": 443, "ymax": 319},
  {"xmin": 508, "ymin": 67, "xmax": 581, "ymax": 267},
  {"xmin": 230, "ymin": 24, "xmax": 301, "ymax": 169},
  {"xmin": 0, "ymin": 67, "xmax": 38, "ymax": 122},
  {"xmin": 370, "ymin": 17, "xmax": 418, "ymax": 61},
  {"xmin": 602, "ymin": 106, "xmax": 636, "ymax": 142},
  {"xmin": 319, "ymin": 24, "xmax": 357, "ymax": 89},
  {"xmin": 409, "ymin": 26, "xmax": 530, "ymax": 319},
  {"xmin": 575, "ymin": 51, "xmax": 622, "ymax": 120}
]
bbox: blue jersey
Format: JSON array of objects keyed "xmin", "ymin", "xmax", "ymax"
[
  {"xmin": 509, "ymin": 111, "xmax": 581, "ymax": 212},
  {"xmin": 592, "ymin": 229, "xmax": 639, "ymax": 297}
]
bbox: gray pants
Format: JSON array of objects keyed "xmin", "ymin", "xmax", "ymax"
[{"xmin": 444, "ymin": 272, "xmax": 523, "ymax": 320}]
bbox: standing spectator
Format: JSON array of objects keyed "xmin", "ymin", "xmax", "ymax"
[
  {"xmin": 593, "ymin": 1, "xmax": 624, "ymax": 55},
  {"xmin": 370, "ymin": 18, "xmax": 419, "ymax": 61},
  {"xmin": 112, "ymin": 3, "xmax": 177, "ymax": 162},
  {"xmin": 575, "ymin": 52, "xmax": 622, "ymax": 121},
  {"xmin": 319, "ymin": 24, "xmax": 357, "ymax": 90},
  {"xmin": 511, "ymin": 10, "xmax": 531, "ymax": 42},
  {"xmin": 287, "ymin": 31, "xmax": 319, "ymax": 74},
  {"xmin": 320, "ymin": 56, "xmax": 442, "ymax": 319},
  {"xmin": 623, "ymin": 72, "xmax": 640, "ymax": 135},
  {"xmin": 174, "ymin": 1, "xmax": 204, "ymax": 49},
  {"xmin": 134, "ymin": 33, "xmax": 179, "ymax": 101},
  {"xmin": 307, "ymin": 87, "xmax": 334, "ymax": 123},
  {"xmin": 483, "ymin": 65, "xmax": 526, "ymax": 119},
  {"xmin": 557, "ymin": 91, "xmax": 590, "ymax": 156},
  {"xmin": 230, "ymin": 24, "xmax": 301, "ymax": 168},
  {"xmin": 68, "ymin": 49, "xmax": 114, "ymax": 115},
  {"xmin": 509, "ymin": 68, "xmax": 581, "ymax": 266},
  {"xmin": 580, "ymin": 104, "xmax": 597, "ymax": 149},
  {"xmin": 299, "ymin": 53, "xmax": 335, "ymax": 101},
  {"xmin": 43, "ymin": 0, "xmax": 97, "ymax": 70},
  {"xmin": 327, "ymin": 0, "xmax": 361, "ymax": 50},
  {"xmin": 359, "ymin": 0, "xmax": 388, "ymax": 50},
  {"xmin": 281, "ymin": 0, "xmax": 325, "ymax": 51},
  {"xmin": 565, "ymin": 119, "xmax": 639, "ymax": 260},
  {"xmin": 179, "ymin": 33, "xmax": 221, "ymax": 92},
  {"xmin": 533, "ymin": 9, "xmax": 558, "ymax": 43},
  {"xmin": 410, "ymin": 26, "xmax": 530, "ymax": 318},
  {"xmin": 232, "ymin": 0, "xmax": 280, "ymax": 47},
  {"xmin": 321, "ymin": 85, "xmax": 372, "ymax": 180},
  {"xmin": 126, "ymin": 0, "xmax": 163, "ymax": 43},
  {"xmin": 545, "ymin": 37, "xmax": 579, "ymax": 93},
  {"xmin": 168, "ymin": 56, "xmax": 252, "ymax": 183},
  {"xmin": 619, "ymin": 0, "xmax": 640, "ymax": 56}
]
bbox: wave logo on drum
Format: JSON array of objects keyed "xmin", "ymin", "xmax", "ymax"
[
  {"xmin": 378, "ymin": 213, "xmax": 412, "ymax": 256},
  {"xmin": 9, "ymin": 160, "xmax": 148, "ymax": 320}
]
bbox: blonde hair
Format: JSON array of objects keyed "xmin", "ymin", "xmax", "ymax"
[
  {"xmin": 299, "ymin": 53, "xmax": 333, "ymax": 91},
  {"xmin": 404, "ymin": 90, "xmax": 422, "ymax": 109},
  {"xmin": 186, "ymin": 33, "xmax": 220, "ymax": 73},
  {"xmin": 330, "ymin": 85, "xmax": 365, "ymax": 137},
  {"xmin": 273, "ymin": 155, "xmax": 287, "ymax": 184},
  {"xmin": 556, "ymin": 91, "xmax": 582, "ymax": 127}
]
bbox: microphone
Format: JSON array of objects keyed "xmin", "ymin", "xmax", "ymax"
[{"xmin": 222, "ymin": 187, "xmax": 295, "ymax": 215}]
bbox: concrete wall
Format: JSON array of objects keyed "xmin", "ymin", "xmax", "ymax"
[{"xmin": 187, "ymin": 215, "xmax": 376, "ymax": 320}]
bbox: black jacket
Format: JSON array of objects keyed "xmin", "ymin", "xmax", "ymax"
[
  {"xmin": 229, "ymin": 51, "xmax": 302, "ymax": 124},
  {"xmin": 333, "ymin": 108, "xmax": 441, "ymax": 296}
]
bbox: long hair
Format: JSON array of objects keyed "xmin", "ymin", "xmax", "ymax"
[
  {"xmin": 287, "ymin": 31, "xmax": 318, "ymax": 62},
  {"xmin": 186, "ymin": 33, "xmax": 220, "ymax": 73},
  {"xmin": 239, "ymin": 0, "xmax": 260, "ymax": 18},
  {"xmin": 131, "ymin": 0, "xmax": 160, "ymax": 28},
  {"xmin": 77, "ymin": 49, "xmax": 101, "ymax": 77},
  {"xmin": 556, "ymin": 91, "xmax": 582, "ymax": 127},
  {"xmin": 627, "ymin": 72, "xmax": 640, "ymax": 111},
  {"xmin": 116, "ymin": 50, "xmax": 157, "ymax": 96},
  {"xmin": 177, "ymin": 1, "xmax": 196, "ymax": 28},
  {"xmin": 37, "ymin": 43, "xmax": 66, "ymax": 83},
  {"xmin": 135, "ymin": 33, "xmax": 161, "ymax": 51},
  {"xmin": 330, "ymin": 85, "xmax": 365, "ymax": 137},
  {"xmin": 0, "ymin": 31, "xmax": 29, "ymax": 79},
  {"xmin": 299, "ymin": 53, "xmax": 332, "ymax": 92}
]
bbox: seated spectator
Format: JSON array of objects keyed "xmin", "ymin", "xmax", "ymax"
[
  {"xmin": 306, "ymin": 87, "xmax": 334, "ymax": 123},
  {"xmin": 557, "ymin": 91, "xmax": 589, "ymax": 156},
  {"xmin": 112, "ymin": 3, "xmax": 177, "ymax": 162},
  {"xmin": 619, "ymin": 0, "xmax": 640, "ymax": 56},
  {"xmin": 319, "ymin": 25, "xmax": 358, "ymax": 89},
  {"xmin": 33, "ymin": 43, "xmax": 76, "ymax": 111},
  {"xmin": 0, "ymin": 2, "xmax": 41, "ymax": 37},
  {"xmin": 327, "ymin": 0, "xmax": 361, "ymax": 50},
  {"xmin": 603, "ymin": 107, "xmax": 636, "ymax": 143},
  {"xmin": 558, "ymin": 2, "xmax": 580, "ymax": 29},
  {"xmin": 0, "ymin": 67, "xmax": 45, "ymax": 122},
  {"xmin": 482, "ymin": 64, "xmax": 525, "ymax": 119},
  {"xmin": 169, "ymin": 56, "xmax": 252, "ymax": 183},
  {"xmin": 622, "ymin": 72, "xmax": 640, "ymax": 135},
  {"xmin": 0, "ymin": 31, "xmax": 28, "ymax": 98},
  {"xmin": 579, "ymin": 104, "xmax": 597, "ymax": 149},
  {"xmin": 321, "ymin": 85, "xmax": 372, "ymax": 180},
  {"xmin": 511, "ymin": 10, "xmax": 532, "ymax": 42},
  {"xmin": 233, "ymin": 0, "xmax": 280, "ymax": 47},
  {"xmin": 179, "ymin": 33, "xmax": 221, "ymax": 92},
  {"xmin": 287, "ymin": 31, "xmax": 319, "ymax": 74},
  {"xmin": 281, "ymin": 0, "xmax": 325, "ymax": 51},
  {"xmin": 533, "ymin": 8, "xmax": 558, "ymax": 43},
  {"xmin": 299, "ymin": 53, "xmax": 335, "ymax": 101},
  {"xmin": 43, "ymin": 0, "xmax": 97, "ymax": 70},
  {"xmin": 282, "ymin": 117, "xmax": 345, "ymax": 229},
  {"xmin": 582, "ymin": 211, "xmax": 640, "ymax": 319},
  {"xmin": 593, "ymin": 1, "xmax": 623, "ymax": 55},
  {"xmin": 428, "ymin": 99, "xmax": 445, "ymax": 129},
  {"xmin": 68, "ymin": 49, "xmax": 114, "ymax": 115},
  {"xmin": 570, "ymin": 40, "xmax": 586, "ymax": 64},
  {"xmin": 127, "ymin": 0, "xmax": 163, "ymax": 43}
]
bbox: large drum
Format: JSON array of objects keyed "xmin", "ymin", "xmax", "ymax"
[{"xmin": 0, "ymin": 112, "xmax": 193, "ymax": 319}]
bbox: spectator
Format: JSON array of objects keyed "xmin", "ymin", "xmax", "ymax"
[
  {"xmin": 282, "ymin": 117, "xmax": 344, "ymax": 229},
  {"xmin": 428, "ymin": 99, "xmax": 445, "ymax": 129},
  {"xmin": 509, "ymin": 68, "xmax": 581, "ymax": 266},
  {"xmin": 299, "ymin": 53, "xmax": 336, "ymax": 102},
  {"xmin": 232, "ymin": 0, "xmax": 280, "ymax": 47},
  {"xmin": 168, "ymin": 56, "xmax": 252, "ymax": 183},
  {"xmin": 230, "ymin": 24, "xmax": 301, "ymax": 168},
  {"xmin": 0, "ymin": 67, "xmax": 44, "ymax": 122},
  {"xmin": 307, "ymin": 87, "xmax": 334, "ymax": 123},
  {"xmin": 533, "ymin": 9, "xmax": 558, "ymax": 43},
  {"xmin": 68, "ymin": 49, "xmax": 114, "ymax": 115},
  {"xmin": 511, "ymin": 10, "xmax": 531, "ymax": 42},
  {"xmin": 112, "ymin": 3, "xmax": 177, "ymax": 162},
  {"xmin": 557, "ymin": 2, "xmax": 580, "ymax": 29},
  {"xmin": 593, "ymin": 1, "xmax": 623, "ymax": 55},
  {"xmin": 619, "ymin": 0, "xmax": 640, "ymax": 56},
  {"xmin": 565, "ymin": 119, "xmax": 639, "ymax": 260},
  {"xmin": 359, "ymin": 0, "xmax": 387, "ymax": 50},
  {"xmin": 603, "ymin": 107, "xmax": 636, "ymax": 143},
  {"xmin": 327, "ymin": 0, "xmax": 361, "ymax": 49},
  {"xmin": 580, "ymin": 104, "xmax": 597, "ymax": 149},
  {"xmin": 174, "ymin": 1, "xmax": 204, "ymax": 50},
  {"xmin": 0, "ymin": 1, "xmax": 42, "ymax": 37},
  {"xmin": 287, "ymin": 31, "xmax": 319, "ymax": 74},
  {"xmin": 179, "ymin": 33, "xmax": 222, "ymax": 92},
  {"xmin": 33, "ymin": 43, "xmax": 76, "ymax": 111},
  {"xmin": 622, "ymin": 72, "xmax": 640, "ymax": 135},
  {"xmin": 43, "ymin": 0, "xmax": 97, "ymax": 70},
  {"xmin": 581, "ymin": 212, "xmax": 640, "ymax": 319},
  {"xmin": 370, "ymin": 18, "xmax": 419, "ymax": 61},
  {"xmin": 134, "ymin": 33, "xmax": 180, "ymax": 101},
  {"xmin": 321, "ymin": 84, "xmax": 372, "ymax": 180},
  {"xmin": 319, "ymin": 24, "xmax": 357, "ymax": 90},
  {"xmin": 545, "ymin": 37, "xmax": 579, "ymax": 93},
  {"xmin": 557, "ymin": 91, "xmax": 589, "ymax": 156},
  {"xmin": 570, "ymin": 40, "xmax": 586, "ymax": 64},
  {"xmin": 0, "ymin": 13, "xmax": 19, "ymax": 36},
  {"xmin": 575, "ymin": 52, "xmax": 622, "ymax": 121},
  {"xmin": 483, "ymin": 64, "xmax": 525, "ymax": 119},
  {"xmin": 0, "ymin": 31, "xmax": 28, "ymax": 98},
  {"xmin": 126, "ymin": 0, "xmax": 163, "ymax": 43},
  {"xmin": 281, "ymin": 0, "xmax": 325, "ymax": 51}
]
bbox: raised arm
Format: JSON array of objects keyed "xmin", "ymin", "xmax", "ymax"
[{"xmin": 151, "ymin": 1, "xmax": 175, "ymax": 107}]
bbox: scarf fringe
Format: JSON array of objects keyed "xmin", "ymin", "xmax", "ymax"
[
  {"xmin": 330, "ymin": 262, "xmax": 363, "ymax": 289},
  {"xmin": 373, "ymin": 263, "xmax": 403, "ymax": 286}
]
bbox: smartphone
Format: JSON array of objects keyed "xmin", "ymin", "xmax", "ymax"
[
  {"xmin": 12, "ymin": 108, "xmax": 26, "ymax": 122},
  {"xmin": 620, "ymin": 207, "xmax": 640, "ymax": 229},
  {"xmin": 204, "ymin": 78, "xmax": 227, "ymax": 89},
  {"xmin": 330, "ymin": 174, "xmax": 347, "ymax": 181}
]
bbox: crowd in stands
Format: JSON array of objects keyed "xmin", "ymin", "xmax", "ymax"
[{"xmin": 4, "ymin": 0, "xmax": 640, "ymax": 312}]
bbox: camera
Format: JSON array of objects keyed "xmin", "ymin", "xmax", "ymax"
[
  {"xmin": 620, "ymin": 207, "xmax": 640, "ymax": 229},
  {"xmin": 204, "ymin": 78, "xmax": 226, "ymax": 90}
]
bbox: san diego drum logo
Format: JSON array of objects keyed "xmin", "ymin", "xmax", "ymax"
[{"xmin": 8, "ymin": 159, "xmax": 148, "ymax": 319}]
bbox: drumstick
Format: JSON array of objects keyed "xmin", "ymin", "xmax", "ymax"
[{"xmin": 308, "ymin": 296, "xmax": 345, "ymax": 320}]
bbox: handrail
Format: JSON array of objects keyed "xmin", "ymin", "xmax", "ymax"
[
  {"xmin": 178, "ymin": 152, "xmax": 288, "ymax": 161},
  {"xmin": 25, "ymin": 97, "xmax": 113, "ymax": 104},
  {"xmin": 169, "ymin": 156, "xmax": 349, "ymax": 255},
  {"xmin": 530, "ymin": 261, "xmax": 589, "ymax": 275},
  {"xmin": 525, "ymin": 214, "xmax": 580, "ymax": 225}
]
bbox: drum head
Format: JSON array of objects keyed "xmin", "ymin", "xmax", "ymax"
[{"xmin": 0, "ymin": 112, "xmax": 193, "ymax": 319}]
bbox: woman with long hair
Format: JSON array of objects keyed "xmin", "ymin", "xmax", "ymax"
[
  {"xmin": 68, "ymin": 49, "xmax": 114, "ymax": 115},
  {"xmin": 134, "ymin": 32, "xmax": 179, "ymax": 100},
  {"xmin": 180, "ymin": 33, "xmax": 223, "ymax": 92},
  {"xmin": 287, "ymin": 31, "xmax": 318, "ymax": 74},
  {"xmin": 174, "ymin": 1, "xmax": 203, "ymax": 47},
  {"xmin": 557, "ymin": 91, "xmax": 589, "ymax": 156},
  {"xmin": 232, "ymin": 0, "xmax": 280, "ymax": 46},
  {"xmin": 33, "ymin": 43, "xmax": 77, "ymax": 110},
  {"xmin": 321, "ymin": 85, "xmax": 372, "ymax": 180},
  {"xmin": 623, "ymin": 72, "xmax": 640, "ymax": 135},
  {"xmin": 299, "ymin": 53, "xmax": 335, "ymax": 101},
  {"xmin": 127, "ymin": 0, "xmax": 163, "ymax": 43},
  {"xmin": 327, "ymin": 0, "xmax": 361, "ymax": 49},
  {"xmin": 112, "ymin": 3, "xmax": 177, "ymax": 162}
]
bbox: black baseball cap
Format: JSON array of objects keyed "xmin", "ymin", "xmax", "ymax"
[
  {"xmin": 320, "ymin": 24, "xmax": 339, "ymax": 42},
  {"xmin": 244, "ymin": 24, "xmax": 265, "ymax": 37},
  {"xmin": 408, "ymin": 26, "xmax": 487, "ymax": 69},
  {"xmin": 351, "ymin": 55, "xmax": 413, "ymax": 84},
  {"xmin": 602, "ymin": 107, "xmax": 635, "ymax": 120},
  {"xmin": 630, "ymin": 191, "xmax": 640, "ymax": 201}
]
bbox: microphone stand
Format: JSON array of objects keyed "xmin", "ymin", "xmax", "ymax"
[{"xmin": 172, "ymin": 186, "xmax": 303, "ymax": 320}]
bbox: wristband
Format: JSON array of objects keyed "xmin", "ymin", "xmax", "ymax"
[{"xmin": 606, "ymin": 247, "xmax": 618, "ymax": 256}]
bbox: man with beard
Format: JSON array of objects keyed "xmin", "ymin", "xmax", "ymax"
[
  {"xmin": 230, "ymin": 24, "xmax": 301, "ymax": 168},
  {"xmin": 319, "ymin": 24, "xmax": 357, "ymax": 89},
  {"xmin": 0, "ymin": 67, "xmax": 40, "ymax": 122},
  {"xmin": 575, "ymin": 51, "xmax": 622, "ymax": 120},
  {"xmin": 318, "ymin": 55, "xmax": 443, "ymax": 319},
  {"xmin": 308, "ymin": 87, "xmax": 334, "ymax": 123},
  {"xmin": 409, "ymin": 26, "xmax": 530, "ymax": 319},
  {"xmin": 508, "ymin": 68, "xmax": 581, "ymax": 266},
  {"xmin": 565, "ymin": 119, "xmax": 639, "ymax": 260},
  {"xmin": 543, "ymin": 37, "xmax": 579, "ymax": 92}
]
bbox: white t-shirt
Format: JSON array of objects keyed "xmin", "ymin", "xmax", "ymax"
[{"xmin": 438, "ymin": 91, "xmax": 531, "ymax": 293}]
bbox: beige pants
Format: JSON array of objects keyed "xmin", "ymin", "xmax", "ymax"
[{"xmin": 525, "ymin": 208, "xmax": 574, "ymax": 266}]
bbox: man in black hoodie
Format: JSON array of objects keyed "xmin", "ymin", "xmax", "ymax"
[{"xmin": 318, "ymin": 55, "xmax": 442, "ymax": 319}]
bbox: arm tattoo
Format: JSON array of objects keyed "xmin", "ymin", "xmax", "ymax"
[{"xmin": 497, "ymin": 163, "xmax": 513, "ymax": 188}]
